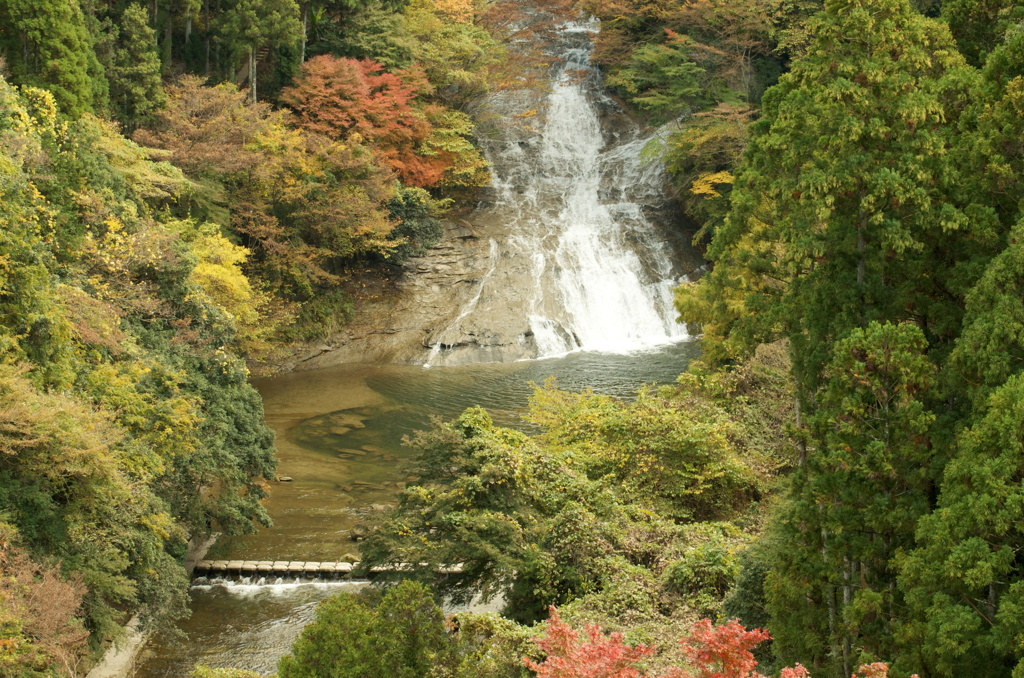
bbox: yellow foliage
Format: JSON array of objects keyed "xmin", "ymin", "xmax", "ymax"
[
  {"xmin": 411, "ymin": 0, "xmax": 480, "ymax": 23},
  {"xmin": 186, "ymin": 227, "xmax": 259, "ymax": 326},
  {"xmin": 78, "ymin": 115, "xmax": 186, "ymax": 200},
  {"xmin": 690, "ymin": 170, "xmax": 734, "ymax": 198}
]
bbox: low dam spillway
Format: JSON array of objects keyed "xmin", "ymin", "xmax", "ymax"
[{"xmin": 192, "ymin": 560, "xmax": 463, "ymax": 578}]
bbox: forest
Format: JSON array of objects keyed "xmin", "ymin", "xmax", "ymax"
[{"xmin": 0, "ymin": 0, "xmax": 1022, "ymax": 676}]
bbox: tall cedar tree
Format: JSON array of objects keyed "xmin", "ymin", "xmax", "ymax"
[
  {"xmin": 898, "ymin": 373, "xmax": 1024, "ymax": 678},
  {"xmin": 216, "ymin": 0, "xmax": 302, "ymax": 102},
  {"xmin": 767, "ymin": 322, "xmax": 935, "ymax": 676},
  {"xmin": 941, "ymin": 0, "xmax": 1024, "ymax": 67},
  {"xmin": 895, "ymin": 220, "xmax": 1024, "ymax": 677},
  {"xmin": 677, "ymin": 0, "xmax": 988, "ymax": 397},
  {"xmin": 0, "ymin": 0, "xmax": 106, "ymax": 117},
  {"xmin": 109, "ymin": 3, "xmax": 166, "ymax": 131}
]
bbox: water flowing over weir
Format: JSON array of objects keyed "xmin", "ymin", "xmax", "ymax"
[{"xmin": 421, "ymin": 19, "xmax": 701, "ymax": 366}]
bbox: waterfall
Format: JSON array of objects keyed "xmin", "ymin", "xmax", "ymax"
[{"xmin": 423, "ymin": 19, "xmax": 698, "ymax": 365}]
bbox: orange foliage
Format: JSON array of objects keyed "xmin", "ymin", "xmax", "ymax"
[
  {"xmin": 0, "ymin": 530, "xmax": 88, "ymax": 677},
  {"xmin": 281, "ymin": 55, "xmax": 453, "ymax": 188},
  {"xmin": 525, "ymin": 607, "xmax": 658, "ymax": 678},
  {"xmin": 524, "ymin": 610, "xmax": 906, "ymax": 678},
  {"xmin": 431, "ymin": 0, "xmax": 477, "ymax": 23},
  {"xmin": 134, "ymin": 76, "xmax": 281, "ymax": 176}
]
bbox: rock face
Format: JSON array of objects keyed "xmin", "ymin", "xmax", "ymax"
[{"xmin": 277, "ymin": 20, "xmax": 704, "ymax": 372}]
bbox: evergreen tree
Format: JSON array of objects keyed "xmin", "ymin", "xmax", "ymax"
[
  {"xmin": 767, "ymin": 322, "xmax": 935, "ymax": 676},
  {"xmin": 0, "ymin": 0, "xmax": 106, "ymax": 117},
  {"xmin": 961, "ymin": 26, "xmax": 1024, "ymax": 230},
  {"xmin": 606, "ymin": 30, "xmax": 709, "ymax": 124},
  {"xmin": 899, "ymin": 374, "xmax": 1024, "ymax": 678},
  {"xmin": 949, "ymin": 219, "xmax": 1024, "ymax": 409},
  {"xmin": 110, "ymin": 3, "xmax": 166, "ymax": 131},
  {"xmin": 278, "ymin": 581, "xmax": 456, "ymax": 678},
  {"xmin": 941, "ymin": 0, "xmax": 1024, "ymax": 67},
  {"xmin": 678, "ymin": 0, "xmax": 984, "ymax": 398},
  {"xmin": 217, "ymin": 0, "xmax": 302, "ymax": 102}
]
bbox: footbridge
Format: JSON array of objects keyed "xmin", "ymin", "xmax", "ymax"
[{"xmin": 193, "ymin": 560, "xmax": 462, "ymax": 579}]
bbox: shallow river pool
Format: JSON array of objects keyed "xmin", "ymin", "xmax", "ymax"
[{"xmin": 135, "ymin": 341, "xmax": 700, "ymax": 677}]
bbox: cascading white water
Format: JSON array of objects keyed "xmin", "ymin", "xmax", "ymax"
[
  {"xmin": 531, "ymin": 38, "xmax": 686, "ymax": 354},
  {"xmin": 422, "ymin": 19, "xmax": 698, "ymax": 365}
]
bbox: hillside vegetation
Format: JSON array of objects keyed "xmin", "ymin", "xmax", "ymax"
[
  {"xmin": 2, "ymin": 0, "xmax": 1024, "ymax": 677},
  {"xmin": 0, "ymin": 0, "xmax": 513, "ymax": 671},
  {"xmin": 349, "ymin": 0, "xmax": 1024, "ymax": 676}
]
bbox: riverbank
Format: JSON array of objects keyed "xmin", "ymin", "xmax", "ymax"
[{"xmin": 86, "ymin": 534, "xmax": 220, "ymax": 678}]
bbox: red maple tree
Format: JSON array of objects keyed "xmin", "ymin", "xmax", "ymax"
[
  {"xmin": 280, "ymin": 55, "xmax": 451, "ymax": 187},
  {"xmin": 524, "ymin": 607, "xmax": 658, "ymax": 678},
  {"xmin": 524, "ymin": 608, "xmax": 914, "ymax": 678}
]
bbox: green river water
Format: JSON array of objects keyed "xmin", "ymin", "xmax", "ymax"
[{"xmin": 135, "ymin": 342, "xmax": 700, "ymax": 677}]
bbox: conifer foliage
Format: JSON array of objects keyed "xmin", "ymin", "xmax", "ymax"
[{"xmin": 676, "ymin": 0, "xmax": 1024, "ymax": 675}]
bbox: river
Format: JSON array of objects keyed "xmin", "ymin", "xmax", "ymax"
[
  {"xmin": 135, "ymin": 14, "xmax": 703, "ymax": 677},
  {"xmin": 136, "ymin": 345, "xmax": 700, "ymax": 677}
]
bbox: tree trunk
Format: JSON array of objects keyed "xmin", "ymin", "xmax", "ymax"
[
  {"xmin": 823, "ymin": 528, "xmax": 838, "ymax": 669},
  {"xmin": 185, "ymin": 13, "xmax": 192, "ymax": 45},
  {"xmin": 204, "ymin": 0, "xmax": 210, "ymax": 76},
  {"xmin": 796, "ymin": 396, "xmax": 806, "ymax": 466},
  {"xmin": 249, "ymin": 46, "xmax": 256, "ymax": 103},
  {"xmin": 842, "ymin": 556, "xmax": 852, "ymax": 678},
  {"xmin": 164, "ymin": 11, "xmax": 172, "ymax": 69},
  {"xmin": 301, "ymin": 3, "xmax": 308, "ymax": 63}
]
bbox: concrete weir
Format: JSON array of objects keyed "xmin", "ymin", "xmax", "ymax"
[{"xmin": 193, "ymin": 560, "xmax": 462, "ymax": 578}]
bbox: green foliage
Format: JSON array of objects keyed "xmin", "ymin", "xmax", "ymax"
[
  {"xmin": 680, "ymin": 0, "xmax": 987, "ymax": 396},
  {"xmin": 664, "ymin": 531, "xmax": 741, "ymax": 613},
  {"xmin": 942, "ymin": 0, "xmax": 1024, "ymax": 67},
  {"xmin": 898, "ymin": 374, "xmax": 1024, "ymax": 678},
  {"xmin": 323, "ymin": 0, "xmax": 418, "ymax": 70},
  {"xmin": 358, "ymin": 405, "xmax": 653, "ymax": 623},
  {"xmin": 277, "ymin": 581, "xmax": 456, "ymax": 678},
  {"xmin": 108, "ymin": 3, "xmax": 165, "ymax": 131},
  {"xmin": 0, "ymin": 0, "xmax": 106, "ymax": 117},
  {"xmin": 192, "ymin": 667, "xmax": 261, "ymax": 678},
  {"xmin": 360, "ymin": 362, "xmax": 791, "ymax": 626},
  {"xmin": 386, "ymin": 185, "xmax": 446, "ymax": 263},
  {"xmin": 217, "ymin": 0, "xmax": 303, "ymax": 59},
  {"xmin": 767, "ymin": 322, "xmax": 936, "ymax": 675},
  {"xmin": 527, "ymin": 382, "xmax": 760, "ymax": 522},
  {"xmin": 0, "ymin": 364, "xmax": 190, "ymax": 638},
  {"xmin": 721, "ymin": 544, "xmax": 773, "ymax": 663},
  {"xmin": 658, "ymin": 104, "xmax": 753, "ymax": 246},
  {"xmin": 950, "ymin": 218, "xmax": 1024, "ymax": 408},
  {"xmin": 0, "ymin": 73, "xmax": 276, "ymax": 657},
  {"xmin": 284, "ymin": 288, "xmax": 354, "ymax": 342},
  {"xmin": 607, "ymin": 32, "xmax": 709, "ymax": 123},
  {"xmin": 404, "ymin": 0, "xmax": 503, "ymax": 108},
  {"xmin": 965, "ymin": 27, "xmax": 1024, "ymax": 226},
  {"xmin": 450, "ymin": 612, "xmax": 537, "ymax": 678}
]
